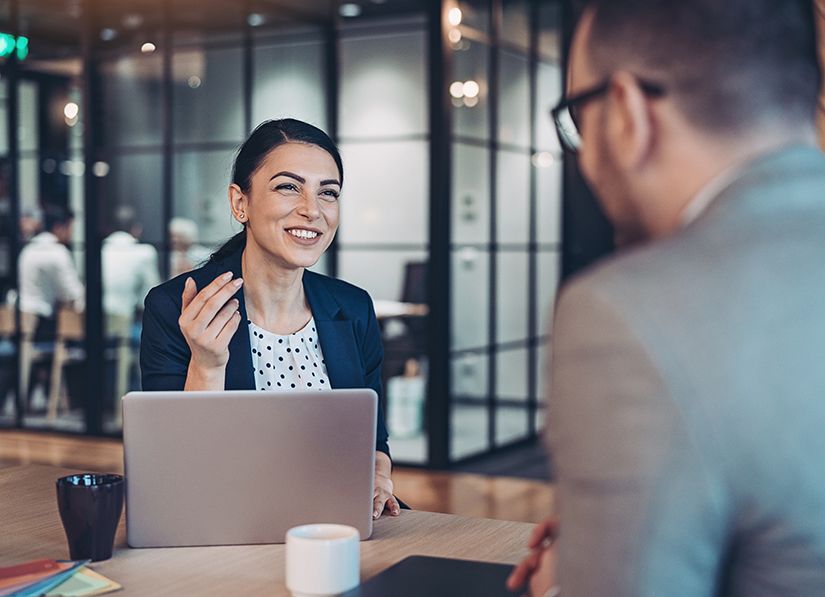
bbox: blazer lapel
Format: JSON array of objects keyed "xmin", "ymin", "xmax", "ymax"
[
  {"xmin": 304, "ymin": 271, "xmax": 365, "ymax": 389},
  {"xmin": 222, "ymin": 249, "xmax": 255, "ymax": 390},
  {"xmin": 315, "ymin": 320, "xmax": 364, "ymax": 388},
  {"xmin": 218, "ymin": 259, "xmax": 364, "ymax": 391}
]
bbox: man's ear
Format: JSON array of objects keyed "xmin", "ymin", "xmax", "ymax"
[{"xmin": 604, "ymin": 71, "xmax": 655, "ymax": 171}]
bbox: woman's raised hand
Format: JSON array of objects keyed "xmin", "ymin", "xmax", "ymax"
[{"xmin": 179, "ymin": 272, "xmax": 244, "ymax": 373}]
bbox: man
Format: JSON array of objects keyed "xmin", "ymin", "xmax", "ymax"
[
  {"xmin": 508, "ymin": 0, "xmax": 825, "ymax": 595},
  {"xmin": 18, "ymin": 204, "xmax": 83, "ymax": 334},
  {"xmin": 102, "ymin": 205, "xmax": 159, "ymax": 319},
  {"xmin": 168, "ymin": 217, "xmax": 211, "ymax": 278}
]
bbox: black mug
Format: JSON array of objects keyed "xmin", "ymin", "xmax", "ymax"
[{"xmin": 56, "ymin": 473, "xmax": 125, "ymax": 561}]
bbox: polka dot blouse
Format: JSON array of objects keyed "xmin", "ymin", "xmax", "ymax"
[{"xmin": 248, "ymin": 318, "xmax": 330, "ymax": 391}]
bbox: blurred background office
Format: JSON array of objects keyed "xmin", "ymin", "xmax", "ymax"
[{"xmin": 0, "ymin": 0, "xmax": 822, "ymax": 471}]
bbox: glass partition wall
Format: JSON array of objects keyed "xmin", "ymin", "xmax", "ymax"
[
  {"xmin": 0, "ymin": 0, "xmax": 563, "ymax": 468},
  {"xmin": 446, "ymin": 0, "xmax": 563, "ymax": 462}
]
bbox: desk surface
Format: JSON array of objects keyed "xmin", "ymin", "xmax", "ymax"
[{"xmin": 1, "ymin": 464, "xmax": 533, "ymax": 596}]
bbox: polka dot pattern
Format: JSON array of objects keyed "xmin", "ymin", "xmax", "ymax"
[{"xmin": 249, "ymin": 318, "xmax": 330, "ymax": 392}]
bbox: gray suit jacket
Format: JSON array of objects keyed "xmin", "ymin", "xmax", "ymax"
[{"xmin": 548, "ymin": 145, "xmax": 825, "ymax": 597}]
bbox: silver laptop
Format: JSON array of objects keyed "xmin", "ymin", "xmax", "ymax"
[{"xmin": 122, "ymin": 389, "xmax": 377, "ymax": 548}]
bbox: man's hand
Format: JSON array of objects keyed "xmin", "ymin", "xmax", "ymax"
[{"xmin": 506, "ymin": 518, "xmax": 559, "ymax": 596}]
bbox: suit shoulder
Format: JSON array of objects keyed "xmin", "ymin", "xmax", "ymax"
[{"xmin": 563, "ymin": 237, "xmax": 689, "ymax": 304}]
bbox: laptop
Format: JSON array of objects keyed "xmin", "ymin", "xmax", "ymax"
[
  {"xmin": 122, "ymin": 389, "xmax": 377, "ymax": 548},
  {"xmin": 340, "ymin": 556, "xmax": 519, "ymax": 596}
]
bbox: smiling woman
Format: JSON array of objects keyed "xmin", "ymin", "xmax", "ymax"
[{"xmin": 139, "ymin": 119, "xmax": 401, "ymax": 520}]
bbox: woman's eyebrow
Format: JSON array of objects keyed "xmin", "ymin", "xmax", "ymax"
[
  {"xmin": 269, "ymin": 171, "xmax": 305, "ymax": 183},
  {"xmin": 269, "ymin": 172, "xmax": 340, "ymax": 187}
]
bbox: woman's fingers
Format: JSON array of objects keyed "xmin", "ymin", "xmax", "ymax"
[
  {"xmin": 373, "ymin": 493, "xmax": 387, "ymax": 520},
  {"xmin": 180, "ymin": 272, "xmax": 243, "ymax": 328},
  {"xmin": 387, "ymin": 494, "xmax": 401, "ymax": 516},
  {"xmin": 215, "ymin": 309, "xmax": 242, "ymax": 347},
  {"xmin": 204, "ymin": 299, "xmax": 240, "ymax": 340},
  {"xmin": 178, "ymin": 273, "xmax": 244, "ymax": 371},
  {"xmin": 193, "ymin": 278, "xmax": 244, "ymax": 332},
  {"xmin": 372, "ymin": 488, "xmax": 401, "ymax": 520},
  {"xmin": 181, "ymin": 277, "xmax": 197, "ymax": 311}
]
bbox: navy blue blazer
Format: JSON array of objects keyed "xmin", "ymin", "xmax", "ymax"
[{"xmin": 140, "ymin": 248, "xmax": 390, "ymax": 456}]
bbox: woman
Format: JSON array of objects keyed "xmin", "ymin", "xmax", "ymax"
[{"xmin": 140, "ymin": 119, "xmax": 400, "ymax": 519}]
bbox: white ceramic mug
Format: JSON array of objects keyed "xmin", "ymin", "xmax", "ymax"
[{"xmin": 285, "ymin": 524, "xmax": 360, "ymax": 597}]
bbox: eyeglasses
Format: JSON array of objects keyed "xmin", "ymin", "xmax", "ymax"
[{"xmin": 551, "ymin": 78, "xmax": 666, "ymax": 153}]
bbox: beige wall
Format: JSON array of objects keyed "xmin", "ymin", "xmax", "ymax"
[{"xmin": 818, "ymin": 0, "xmax": 825, "ymax": 148}]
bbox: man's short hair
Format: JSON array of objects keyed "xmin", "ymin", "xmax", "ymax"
[
  {"xmin": 112, "ymin": 204, "xmax": 137, "ymax": 233},
  {"xmin": 42, "ymin": 204, "xmax": 74, "ymax": 232},
  {"xmin": 578, "ymin": 0, "xmax": 821, "ymax": 135}
]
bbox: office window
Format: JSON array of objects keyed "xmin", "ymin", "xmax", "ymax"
[
  {"xmin": 338, "ymin": 18, "xmax": 429, "ymax": 464},
  {"xmin": 173, "ymin": 47, "xmax": 245, "ymax": 145},
  {"xmin": 253, "ymin": 37, "xmax": 326, "ymax": 130}
]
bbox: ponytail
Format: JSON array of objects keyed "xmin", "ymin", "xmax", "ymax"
[{"xmin": 209, "ymin": 229, "xmax": 247, "ymax": 263}]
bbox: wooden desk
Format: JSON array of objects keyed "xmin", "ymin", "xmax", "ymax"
[
  {"xmin": 372, "ymin": 300, "xmax": 429, "ymax": 320},
  {"xmin": 1, "ymin": 465, "xmax": 534, "ymax": 595}
]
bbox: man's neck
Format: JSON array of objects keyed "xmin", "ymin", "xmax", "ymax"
[{"xmin": 644, "ymin": 131, "xmax": 816, "ymax": 238}]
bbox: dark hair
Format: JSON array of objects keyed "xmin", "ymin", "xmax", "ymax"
[
  {"xmin": 210, "ymin": 119, "xmax": 343, "ymax": 263},
  {"xmin": 577, "ymin": 0, "xmax": 821, "ymax": 134},
  {"xmin": 112, "ymin": 204, "xmax": 138, "ymax": 233},
  {"xmin": 43, "ymin": 204, "xmax": 74, "ymax": 232}
]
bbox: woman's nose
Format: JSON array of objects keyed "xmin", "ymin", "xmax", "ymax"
[{"xmin": 297, "ymin": 192, "xmax": 321, "ymax": 219}]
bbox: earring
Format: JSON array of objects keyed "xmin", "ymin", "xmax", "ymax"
[{"xmin": 238, "ymin": 212, "xmax": 246, "ymax": 222}]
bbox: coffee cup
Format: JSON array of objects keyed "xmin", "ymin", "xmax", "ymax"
[
  {"xmin": 285, "ymin": 523, "xmax": 360, "ymax": 596},
  {"xmin": 56, "ymin": 473, "xmax": 124, "ymax": 562}
]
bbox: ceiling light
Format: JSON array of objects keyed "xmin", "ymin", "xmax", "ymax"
[
  {"xmin": 449, "ymin": 81, "xmax": 465, "ymax": 99},
  {"xmin": 63, "ymin": 102, "xmax": 79, "ymax": 120},
  {"xmin": 247, "ymin": 13, "xmax": 265, "ymax": 27},
  {"xmin": 448, "ymin": 28, "xmax": 462, "ymax": 43},
  {"xmin": 93, "ymin": 161, "xmax": 111, "ymax": 177},
  {"xmin": 462, "ymin": 80, "xmax": 479, "ymax": 98},
  {"xmin": 187, "ymin": 76, "xmax": 202, "ymax": 89},
  {"xmin": 339, "ymin": 3, "xmax": 362, "ymax": 17},
  {"xmin": 123, "ymin": 14, "xmax": 144, "ymax": 29},
  {"xmin": 448, "ymin": 7, "xmax": 462, "ymax": 26},
  {"xmin": 531, "ymin": 152, "xmax": 556, "ymax": 168},
  {"xmin": 141, "ymin": 42, "xmax": 156, "ymax": 53}
]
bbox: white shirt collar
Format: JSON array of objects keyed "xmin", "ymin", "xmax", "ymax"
[
  {"xmin": 30, "ymin": 231, "xmax": 59, "ymax": 244},
  {"xmin": 679, "ymin": 162, "xmax": 745, "ymax": 228},
  {"xmin": 679, "ymin": 142, "xmax": 810, "ymax": 228},
  {"xmin": 104, "ymin": 231, "xmax": 137, "ymax": 244}
]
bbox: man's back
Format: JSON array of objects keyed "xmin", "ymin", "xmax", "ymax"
[
  {"xmin": 18, "ymin": 232, "xmax": 83, "ymax": 318},
  {"xmin": 102, "ymin": 231, "xmax": 160, "ymax": 317},
  {"xmin": 549, "ymin": 146, "xmax": 825, "ymax": 596}
]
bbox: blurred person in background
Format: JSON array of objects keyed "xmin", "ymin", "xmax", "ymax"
[
  {"xmin": 508, "ymin": 0, "xmax": 825, "ymax": 595},
  {"xmin": 18, "ymin": 204, "xmax": 83, "ymax": 341},
  {"xmin": 169, "ymin": 217, "xmax": 211, "ymax": 278},
  {"xmin": 102, "ymin": 205, "xmax": 160, "ymax": 321},
  {"xmin": 19, "ymin": 208, "xmax": 42, "ymax": 244}
]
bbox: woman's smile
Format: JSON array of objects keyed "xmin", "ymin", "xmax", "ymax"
[{"xmin": 285, "ymin": 226, "xmax": 323, "ymax": 246}]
